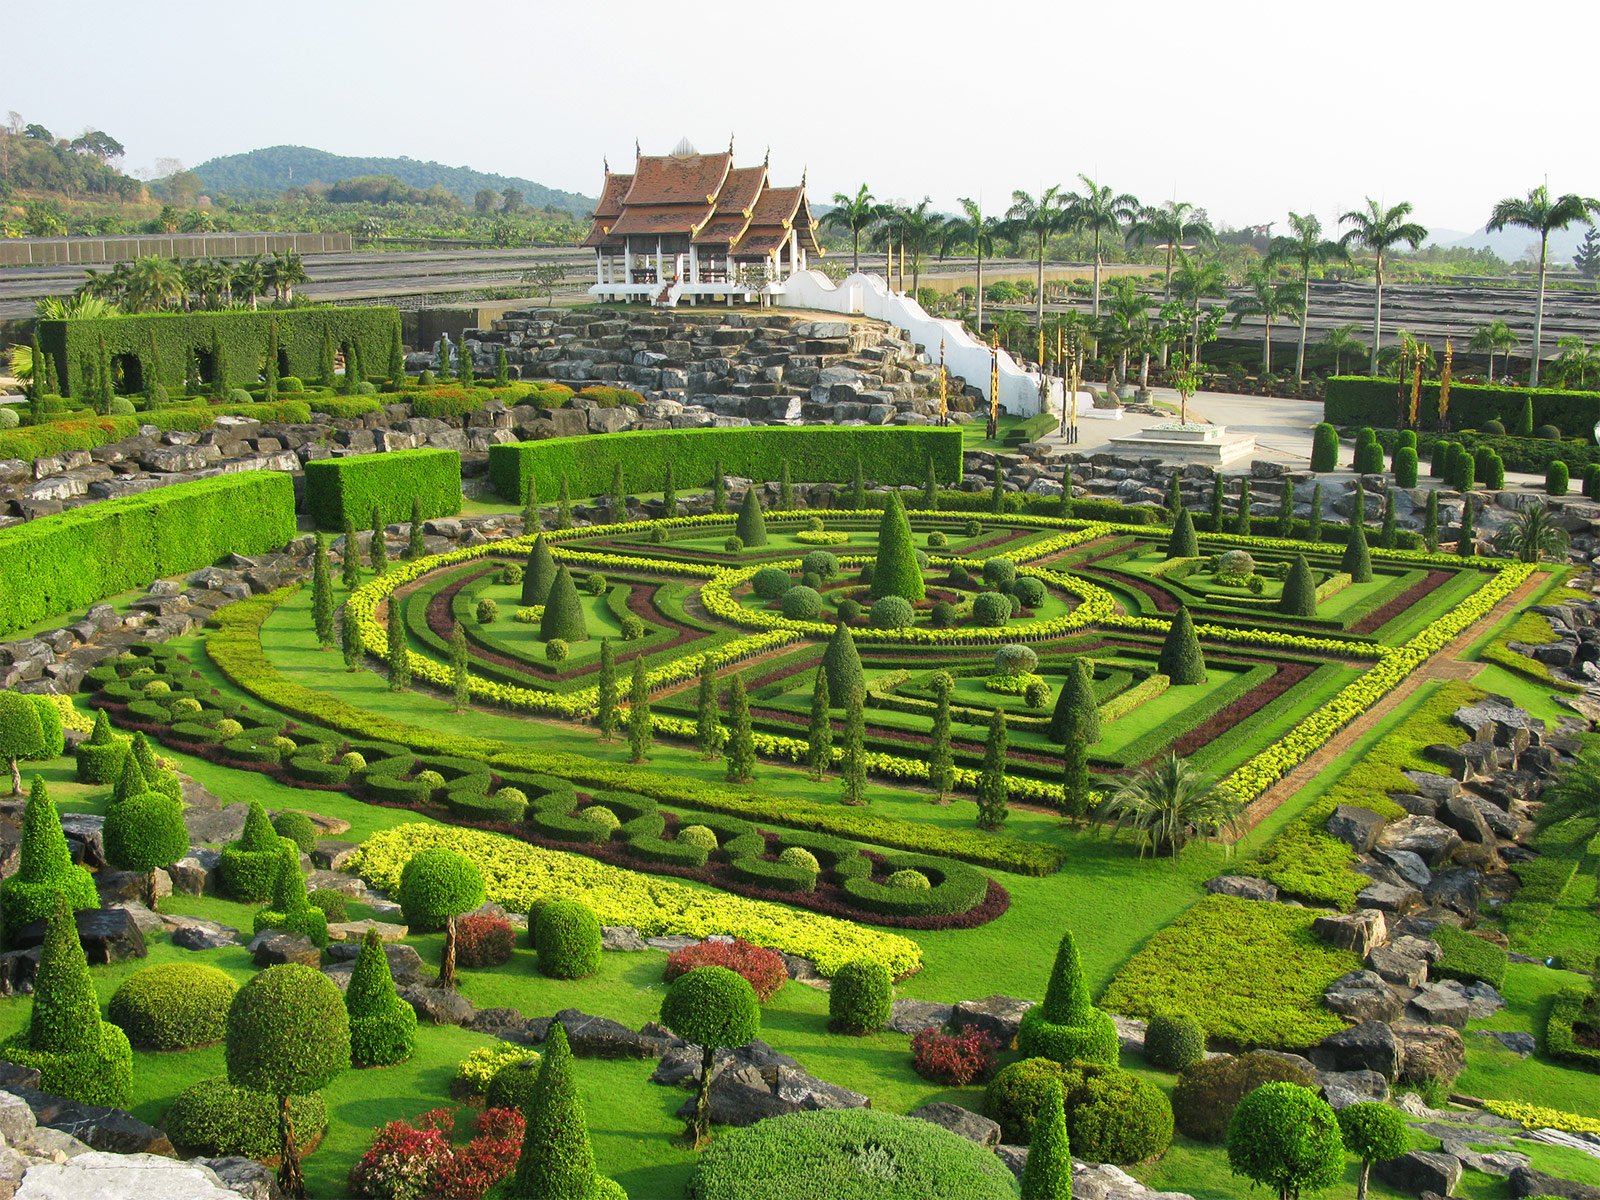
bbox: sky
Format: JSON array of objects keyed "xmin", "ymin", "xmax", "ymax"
[{"xmin": 7, "ymin": 0, "xmax": 1597, "ymax": 242}]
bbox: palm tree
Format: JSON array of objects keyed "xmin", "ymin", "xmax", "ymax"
[
  {"xmin": 1129, "ymin": 199, "xmax": 1216, "ymax": 300},
  {"xmin": 1005, "ymin": 186, "xmax": 1068, "ymax": 328},
  {"xmin": 1486, "ymin": 185, "xmax": 1600, "ymax": 386},
  {"xmin": 1469, "ymin": 319, "xmax": 1518, "ymax": 382},
  {"xmin": 122, "ymin": 255, "xmax": 184, "ymax": 313},
  {"xmin": 991, "ymin": 309, "xmax": 1026, "ymax": 353},
  {"xmin": 1553, "ymin": 337, "xmax": 1600, "ymax": 389},
  {"xmin": 823, "ymin": 184, "xmax": 876, "ymax": 273},
  {"xmin": 873, "ymin": 203, "xmax": 908, "ymax": 293},
  {"xmin": 1339, "ymin": 199, "xmax": 1428, "ymax": 373},
  {"xmin": 1228, "ymin": 267, "xmax": 1305, "ymax": 375},
  {"xmin": 1534, "ymin": 748, "xmax": 1600, "ymax": 831},
  {"xmin": 1492, "ymin": 500, "xmax": 1571, "ymax": 564},
  {"xmin": 1099, "ymin": 277, "xmax": 1150, "ymax": 383},
  {"xmin": 264, "ymin": 250, "xmax": 308, "ymax": 305},
  {"xmin": 1170, "ymin": 251, "xmax": 1228, "ymax": 365},
  {"xmin": 1269, "ymin": 212, "xmax": 1349, "ymax": 385},
  {"xmin": 896, "ymin": 199, "xmax": 945, "ymax": 299},
  {"xmin": 1066, "ymin": 175, "xmax": 1140, "ymax": 319},
  {"xmin": 948, "ymin": 197, "xmax": 1001, "ymax": 336},
  {"xmin": 231, "ymin": 256, "xmax": 266, "ymax": 310},
  {"xmin": 1095, "ymin": 753, "xmax": 1242, "ymax": 857},
  {"xmin": 1319, "ymin": 323, "xmax": 1362, "ymax": 377}
]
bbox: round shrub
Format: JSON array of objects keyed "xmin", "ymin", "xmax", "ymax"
[
  {"xmin": 1217, "ymin": 549, "xmax": 1256, "ymax": 577},
  {"xmin": 986, "ymin": 1057, "xmax": 1077, "ymax": 1144},
  {"xmin": 1548, "ymin": 460, "xmax": 1570, "ymax": 496},
  {"xmin": 499, "ymin": 562, "xmax": 524, "ymax": 586},
  {"xmin": 780, "ymin": 586, "xmax": 824, "ymax": 620},
  {"xmin": 397, "ymin": 847, "xmax": 486, "ymax": 933},
  {"xmin": 413, "ymin": 769, "xmax": 446, "ymax": 795},
  {"xmin": 856, "ymin": 562, "xmax": 875, "ymax": 585},
  {"xmin": 341, "ymin": 751, "xmax": 367, "ymax": 771},
  {"xmin": 994, "ymin": 644, "xmax": 1038, "ymax": 676},
  {"xmin": 213, "ymin": 718, "xmax": 243, "ymax": 740},
  {"xmin": 619, "ymin": 613, "xmax": 645, "ymax": 641},
  {"xmin": 279, "ymin": 376, "xmax": 304, "ymax": 394},
  {"xmin": 1483, "ymin": 418, "xmax": 1505, "ymax": 434},
  {"xmin": 687, "ymin": 1108, "xmax": 1019, "ymax": 1200},
  {"xmin": 0, "ymin": 409, "xmax": 17, "ymax": 430},
  {"xmin": 545, "ymin": 638, "xmax": 568, "ymax": 662},
  {"xmin": 224, "ymin": 963, "xmax": 349, "ymax": 1103},
  {"xmin": 307, "ymin": 889, "xmax": 348, "ymax": 923},
  {"xmin": 455, "ymin": 912, "xmax": 516, "ymax": 968},
  {"xmin": 800, "ymin": 570, "xmax": 823, "ymax": 591},
  {"xmin": 1537, "ymin": 423, "xmax": 1562, "ymax": 440},
  {"xmin": 972, "ymin": 592, "xmax": 1011, "ymax": 627},
  {"xmin": 108, "ymin": 964, "xmax": 237, "ymax": 1050},
  {"xmin": 271, "ymin": 810, "xmax": 318, "ymax": 853},
  {"xmin": 986, "ymin": 1059, "xmax": 1171, "ymax": 1161},
  {"xmin": 836, "ymin": 598, "xmax": 862, "ymax": 623},
  {"xmin": 476, "ymin": 597, "xmax": 498, "ymax": 624},
  {"xmin": 869, "ymin": 595, "xmax": 914, "ymax": 629},
  {"xmin": 777, "ymin": 846, "xmax": 819, "ymax": 875},
  {"xmin": 930, "ymin": 600, "xmax": 957, "ymax": 628},
  {"xmin": 485, "ymin": 1056, "xmax": 542, "ymax": 1112},
  {"xmin": 648, "ymin": 526, "xmax": 668, "ymax": 544},
  {"xmin": 1024, "ymin": 679, "xmax": 1051, "ymax": 709},
  {"xmin": 927, "ymin": 529, "xmax": 947, "ymax": 547},
  {"xmin": 271, "ymin": 736, "xmax": 298, "ymax": 760},
  {"xmin": 1172, "ymin": 1051, "xmax": 1316, "ymax": 1143},
  {"xmin": 165, "ymin": 1077, "xmax": 327, "ymax": 1158},
  {"xmin": 948, "ymin": 563, "xmax": 971, "ymax": 586},
  {"xmin": 584, "ymin": 572, "xmax": 608, "ymax": 596},
  {"xmin": 534, "ymin": 898, "xmax": 602, "ymax": 979},
  {"xmin": 752, "ymin": 567, "xmax": 793, "ymax": 599},
  {"xmin": 1228, "ymin": 1083, "xmax": 1344, "ymax": 1200},
  {"xmin": 661, "ymin": 964, "xmax": 761, "ymax": 1052},
  {"xmin": 828, "ymin": 959, "xmax": 891, "ymax": 1035},
  {"xmin": 142, "ymin": 679, "xmax": 171, "ymax": 697},
  {"xmin": 964, "ymin": 519, "xmax": 983, "ymax": 536},
  {"xmin": 801, "ymin": 550, "xmax": 840, "ymax": 580},
  {"xmin": 982, "ymin": 558, "xmax": 1017, "ymax": 590},
  {"xmin": 804, "ymin": 515, "xmax": 825, "ymax": 532},
  {"xmin": 171, "ymin": 697, "xmax": 201, "ymax": 716},
  {"xmin": 355, "ymin": 381, "xmax": 377, "ymax": 396},
  {"xmin": 724, "ymin": 535, "xmax": 744, "ymax": 553},
  {"xmin": 580, "ymin": 805, "xmax": 620, "ymax": 834},
  {"xmin": 1144, "ymin": 1013, "xmax": 1206, "ymax": 1070},
  {"xmin": 1011, "ymin": 576, "xmax": 1047, "ymax": 608},
  {"xmin": 886, "ymin": 869, "xmax": 930, "ymax": 890},
  {"xmin": 227, "ymin": 388, "xmax": 253, "ymax": 405},
  {"xmin": 678, "ymin": 824, "xmax": 719, "ymax": 850}
]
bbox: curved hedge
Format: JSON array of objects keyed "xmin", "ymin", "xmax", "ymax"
[
  {"xmin": 687, "ymin": 1108, "xmax": 1019, "ymax": 1200},
  {"xmin": 304, "ymin": 448, "xmax": 462, "ymax": 531},
  {"xmin": 0, "ymin": 472, "xmax": 296, "ymax": 637},
  {"xmin": 488, "ymin": 426, "xmax": 962, "ymax": 503}
]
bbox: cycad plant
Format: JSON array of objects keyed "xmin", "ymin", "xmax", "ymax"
[
  {"xmin": 1491, "ymin": 499, "xmax": 1571, "ymax": 564},
  {"xmin": 1096, "ymin": 753, "xmax": 1241, "ymax": 857}
]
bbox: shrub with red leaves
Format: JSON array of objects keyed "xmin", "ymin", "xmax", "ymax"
[
  {"xmin": 348, "ymin": 1106, "xmax": 525, "ymax": 1200},
  {"xmin": 911, "ymin": 1023, "xmax": 1001, "ymax": 1086},
  {"xmin": 455, "ymin": 914, "xmax": 516, "ymax": 968},
  {"xmin": 664, "ymin": 937, "xmax": 788, "ymax": 1003}
]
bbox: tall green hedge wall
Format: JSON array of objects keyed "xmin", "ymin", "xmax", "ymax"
[
  {"xmin": 1325, "ymin": 375, "xmax": 1600, "ymax": 433},
  {"xmin": 487, "ymin": 427, "xmax": 964, "ymax": 504},
  {"xmin": 0, "ymin": 473, "xmax": 296, "ymax": 636},
  {"xmin": 39, "ymin": 308, "xmax": 401, "ymax": 399},
  {"xmin": 304, "ymin": 448, "xmax": 462, "ymax": 531}
]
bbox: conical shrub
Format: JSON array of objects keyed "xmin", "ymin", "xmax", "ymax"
[
  {"xmin": 219, "ymin": 800, "xmax": 287, "ymax": 902},
  {"xmin": 521, "ymin": 535, "xmax": 558, "ymax": 606},
  {"xmin": 540, "ymin": 565, "xmax": 589, "ymax": 643},
  {"xmin": 252, "ymin": 842, "xmax": 328, "ymax": 947},
  {"xmin": 0, "ymin": 777, "xmax": 98, "ymax": 943},
  {"xmin": 1048, "ymin": 660, "xmax": 1099, "ymax": 746},
  {"xmin": 1020, "ymin": 1080, "xmax": 1071, "ymax": 1200},
  {"xmin": 735, "ymin": 488, "xmax": 768, "ymax": 548},
  {"xmin": 346, "ymin": 928, "xmax": 417, "ymax": 1067},
  {"xmin": 1341, "ymin": 519, "xmax": 1373, "ymax": 583},
  {"xmin": 1279, "ymin": 554, "xmax": 1317, "ymax": 617},
  {"xmin": 506, "ymin": 1023, "xmax": 623, "ymax": 1198},
  {"xmin": 74, "ymin": 708, "xmax": 126, "ymax": 784},
  {"xmin": 131, "ymin": 733, "xmax": 180, "ymax": 802},
  {"xmin": 1166, "ymin": 508, "xmax": 1197, "ymax": 559},
  {"xmin": 1158, "ymin": 606, "xmax": 1206, "ymax": 685},
  {"xmin": 1016, "ymin": 928, "xmax": 1119, "ymax": 1066},
  {"xmin": 869, "ymin": 491, "xmax": 925, "ymax": 602},
  {"xmin": 820, "ymin": 623, "xmax": 864, "ymax": 704},
  {"xmin": 111, "ymin": 749, "xmax": 148, "ymax": 805}
]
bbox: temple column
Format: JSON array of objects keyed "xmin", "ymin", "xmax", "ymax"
[
  {"xmin": 690, "ymin": 244, "xmax": 699, "ymax": 284},
  {"xmin": 656, "ymin": 239, "xmax": 664, "ymax": 288},
  {"xmin": 624, "ymin": 238, "xmax": 633, "ymax": 285}
]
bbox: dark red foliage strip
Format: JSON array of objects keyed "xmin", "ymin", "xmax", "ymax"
[
  {"xmin": 1349, "ymin": 570, "xmax": 1454, "ymax": 636},
  {"xmin": 664, "ymin": 938, "xmax": 788, "ymax": 1001},
  {"xmin": 910, "ymin": 1023, "xmax": 1001, "ymax": 1086}
]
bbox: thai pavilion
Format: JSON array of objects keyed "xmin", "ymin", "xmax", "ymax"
[{"xmin": 583, "ymin": 138, "xmax": 823, "ymax": 306}]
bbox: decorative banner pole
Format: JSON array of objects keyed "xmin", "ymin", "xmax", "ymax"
[
  {"xmin": 899, "ymin": 241, "xmax": 906, "ymax": 294},
  {"xmin": 1409, "ymin": 346, "xmax": 1425, "ymax": 430},
  {"xmin": 1056, "ymin": 325, "xmax": 1067, "ymax": 438},
  {"xmin": 988, "ymin": 334, "xmax": 1000, "ymax": 441},
  {"xmin": 1438, "ymin": 339, "xmax": 1453, "ymax": 433},
  {"xmin": 938, "ymin": 339, "xmax": 948, "ymax": 426},
  {"xmin": 884, "ymin": 233, "xmax": 893, "ymax": 293},
  {"xmin": 1069, "ymin": 328, "xmax": 1082, "ymax": 445}
]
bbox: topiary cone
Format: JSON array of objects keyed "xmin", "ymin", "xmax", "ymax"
[
  {"xmin": 507, "ymin": 1022, "xmax": 609, "ymax": 1198},
  {"xmin": 521, "ymin": 535, "xmax": 558, "ymax": 606},
  {"xmin": 734, "ymin": 487, "xmax": 769, "ymax": 547},
  {"xmin": 1020, "ymin": 1080, "xmax": 1072, "ymax": 1200},
  {"xmin": 1158, "ymin": 606, "xmax": 1206, "ymax": 685},
  {"xmin": 1341, "ymin": 518, "xmax": 1372, "ymax": 583},
  {"xmin": 1166, "ymin": 508, "xmax": 1197, "ymax": 559},
  {"xmin": 1048, "ymin": 660, "xmax": 1100, "ymax": 746},
  {"xmin": 539, "ymin": 564, "xmax": 589, "ymax": 643},
  {"xmin": 869, "ymin": 491, "xmax": 925, "ymax": 602},
  {"xmin": 1279, "ymin": 554, "xmax": 1316, "ymax": 617},
  {"xmin": 820, "ymin": 623, "xmax": 864, "ymax": 705}
]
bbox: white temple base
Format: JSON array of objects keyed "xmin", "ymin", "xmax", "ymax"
[{"xmin": 1108, "ymin": 422, "xmax": 1257, "ymax": 466}]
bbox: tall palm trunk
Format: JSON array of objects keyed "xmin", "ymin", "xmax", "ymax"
[
  {"xmin": 976, "ymin": 247, "xmax": 985, "ymax": 339},
  {"xmin": 1368, "ymin": 255, "xmax": 1384, "ymax": 373},
  {"xmin": 1263, "ymin": 316, "xmax": 1272, "ymax": 374},
  {"xmin": 1296, "ymin": 273, "xmax": 1310, "ymax": 385},
  {"xmin": 1091, "ymin": 232, "xmax": 1102, "ymax": 318},
  {"xmin": 851, "ymin": 230, "xmax": 860, "ymax": 274},
  {"xmin": 1531, "ymin": 232, "xmax": 1548, "ymax": 386},
  {"xmin": 1488, "ymin": 350, "xmax": 1496, "ymax": 381},
  {"xmin": 1035, "ymin": 235, "xmax": 1045, "ymax": 329}
]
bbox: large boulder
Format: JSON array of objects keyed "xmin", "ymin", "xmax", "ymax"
[
  {"xmin": 952, "ymin": 995, "xmax": 1035, "ymax": 1048},
  {"xmin": 13, "ymin": 1151, "xmax": 242, "ymax": 1199},
  {"xmin": 1323, "ymin": 971, "xmax": 1404, "ymax": 1023},
  {"xmin": 398, "ymin": 985, "xmax": 476, "ymax": 1026},
  {"xmin": 1357, "ymin": 881, "xmax": 1423, "ymax": 916},
  {"xmin": 888, "ymin": 999, "xmax": 954, "ymax": 1035},
  {"xmin": 1203, "ymin": 875, "xmax": 1279, "ymax": 902},
  {"xmin": 1327, "ymin": 805, "xmax": 1386, "ymax": 852},
  {"xmin": 1509, "ymin": 1166, "xmax": 1600, "ymax": 1199},
  {"xmin": 247, "ymin": 932, "xmax": 319, "ymax": 969},
  {"xmin": 1376, "ymin": 816, "xmax": 1463, "ymax": 868},
  {"xmin": 1367, "ymin": 944, "xmax": 1428, "ymax": 988},
  {"xmin": 546, "ymin": 1010, "xmax": 668, "ymax": 1059},
  {"xmin": 674, "ymin": 1062, "xmax": 869, "ymax": 1127},
  {"xmin": 9, "ymin": 1088, "xmax": 171, "ymax": 1156},
  {"xmin": 907, "ymin": 1102, "xmax": 1001, "ymax": 1148},
  {"xmin": 1439, "ymin": 796, "xmax": 1493, "ymax": 844},
  {"xmin": 1408, "ymin": 984, "xmax": 1470, "ymax": 1029},
  {"xmin": 1316, "ymin": 1069, "xmax": 1390, "ymax": 1110},
  {"xmin": 1393, "ymin": 1023, "xmax": 1465, "ymax": 1085},
  {"xmin": 1375, "ymin": 1150, "xmax": 1463, "ymax": 1196},
  {"xmin": 10, "ymin": 909, "xmax": 145, "ymax": 966},
  {"xmin": 166, "ymin": 918, "xmax": 241, "ymax": 953},
  {"xmin": 1313, "ymin": 909, "xmax": 1387, "ymax": 957},
  {"xmin": 1310, "ymin": 1021, "xmax": 1401, "ymax": 1080}
]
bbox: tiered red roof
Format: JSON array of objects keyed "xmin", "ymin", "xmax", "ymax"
[{"xmin": 582, "ymin": 141, "xmax": 821, "ymax": 258}]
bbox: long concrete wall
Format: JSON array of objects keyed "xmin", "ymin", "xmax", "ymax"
[
  {"xmin": 779, "ymin": 269, "xmax": 1060, "ymax": 417},
  {"xmin": 0, "ymin": 232, "xmax": 352, "ymax": 267}
]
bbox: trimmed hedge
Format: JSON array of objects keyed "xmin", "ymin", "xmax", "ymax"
[
  {"xmin": 1546, "ymin": 988, "xmax": 1600, "ymax": 1072},
  {"xmin": 1431, "ymin": 924, "xmax": 1508, "ymax": 989},
  {"xmin": 533, "ymin": 898, "xmax": 602, "ymax": 980},
  {"xmin": 39, "ymin": 307, "xmax": 399, "ymax": 398},
  {"xmin": 488, "ymin": 426, "xmax": 963, "ymax": 503},
  {"xmin": 303, "ymin": 448, "xmax": 462, "ymax": 531},
  {"xmin": 108, "ymin": 964, "xmax": 237, "ymax": 1050},
  {"xmin": 828, "ymin": 959, "xmax": 892, "ymax": 1034},
  {"xmin": 165, "ymin": 1077, "xmax": 327, "ymax": 1158},
  {"xmin": 0, "ymin": 472, "xmax": 296, "ymax": 637},
  {"xmin": 1326, "ymin": 374, "xmax": 1600, "ymax": 432}
]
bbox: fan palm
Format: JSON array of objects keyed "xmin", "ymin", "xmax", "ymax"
[
  {"xmin": 1492, "ymin": 500, "xmax": 1571, "ymax": 564},
  {"xmin": 991, "ymin": 309, "xmax": 1026, "ymax": 353},
  {"xmin": 1339, "ymin": 199, "xmax": 1428, "ymax": 372},
  {"xmin": 1128, "ymin": 199, "xmax": 1216, "ymax": 300},
  {"xmin": 823, "ymin": 183, "xmax": 876, "ymax": 274},
  {"xmin": 1006, "ymin": 186, "xmax": 1068, "ymax": 327},
  {"xmin": 896, "ymin": 199, "xmax": 945, "ymax": 298},
  {"xmin": 1486, "ymin": 186, "xmax": 1600, "ymax": 386},
  {"xmin": 264, "ymin": 250, "xmax": 308, "ymax": 304},
  {"xmin": 1469, "ymin": 320, "xmax": 1518, "ymax": 382},
  {"xmin": 947, "ymin": 198, "xmax": 1001, "ymax": 336},
  {"xmin": 231, "ymin": 256, "xmax": 266, "ymax": 310},
  {"xmin": 1066, "ymin": 175, "xmax": 1140, "ymax": 319},
  {"xmin": 1535, "ymin": 748, "xmax": 1600, "ymax": 831},
  {"xmin": 1170, "ymin": 252, "xmax": 1228, "ymax": 365},
  {"xmin": 35, "ymin": 293, "xmax": 120, "ymax": 321},
  {"xmin": 122, "ymin": 255, "xmax": 184, "ymax": 313},
  {"xmin": 1269, "ymin": 213, "xmax": 1349, "ymax": 385},
  {"xmin": 1553, "ymin": 337, "xmax": 1600, "ymax": 389},
  {"xmin": 1228, "ymin": 267, "xmax": 1305, "ymax": 375},
  {"xmin": 1096, "ymin": 753, "xmax": 1241, "ymax": 857}
]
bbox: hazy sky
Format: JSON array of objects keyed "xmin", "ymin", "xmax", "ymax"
[{"xmin": 8, "ymin": 0, "xmax": 1596, "ymax": 239}]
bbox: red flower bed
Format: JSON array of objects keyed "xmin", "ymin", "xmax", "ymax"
[
  {"xmin": 349, "ymin": 1106, "xmax": 524, "ymax": 1200},
  {"xmin": 911, "ymin": 1023, "xmax": 1001, "ymax": 1086},
  {"xmin": 664, "ymin": 937, "xmax": 788, "ymax": 1002},
  {"xmin": 455, "ymin": 913, "xmax": 516, "ymax": 967}
]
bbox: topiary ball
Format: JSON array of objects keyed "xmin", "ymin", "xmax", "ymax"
[
  {"xmin": 477, "ymin": 597, "xmax": 499, "ymax": 624},
  {"xmin": 110, "ymin": 398, "xmax": 136, "ymax": 415},
  {"xmin": 279, "ymin": 376, "xmax": 305, "ymax": 394},
  {"xmin": 724, "ymin": 535, "xmax": 744, "ymax": 553},
  {"xmin": 972, "ymin": 592, "xmax": 1010, "ymax": 627},
  {"xmin": 224, "ymin": 964, "xmax": 350, "ymax": 1100},
  {"xmin": 584, "ymin": 573, "xmax": 608, "ymax": 596},
  {"xmin": 1012, "ymin": 577, "xmax": 1047, "ymax": 608},
  {"xmin": 886, "ymin": 869, "xmax": 930, "ymax": 890},
  {"xmin": 751, "ymin": 567, "xmax": 793, "ymax": 600},
  {"xmin": 994, "ymin": 644, "xmax": 1038, "ymax": 675},
  {"xmin": 341, "ymin": 751, "xmax": 367, "ymax": 771},
  {"xmin": 930, "ymin": 600, "xmax": 957, "ymax": 628},
  {"xmin": 836, "ymin": 598, "xmax": 862, "ymax": 623},
  {"xmin": 271, "ymin": 810, "xmax": 318, "ymax": 853},
  {"xmin": 777, "ymin": 846, "xmax": 819, "ymax": 875},
  {"xmin": 1482, "ymin": 418, "xmax": 1505, "ymax": 435},
  {"xmin": 828, "ymin": 959, "xmax": 892, "ymax": 1035},
  {"xmin": 412, "ymin": 769, "xmax": 446, "ymax": 795},
  {"xmin": 927, "ymin": 530, "xmax": 947, "ymax": 547},
  {"xmin": 964, "ymin": 519, "xmax": 982, "ymax": 536},
  {"xmin": 307, "ymin": 889, "xmax": 348, "ymax": 923},
  {"xmin": 1144, "ymin": 1013, "xmax": 1206, "ymax": 1070},
  {"xmin": 0, "ymin": 408, "xmax": 18, "ymax": 430},
  {"xmin": 1216, "ymin": 549, "xmax": 1256, "ymax": 577},
  {"xmin": 780, "ymin": 586, "xmax": 824, "ymax": 620},
  {"xmin": 1536, "ymin": 424, "xmax": 1562, "ymax": 440},
  {"xmin": 227, "ymin": 389, "xmax": 253, "ymax": 405},
  {"xmin": 869, "ymin": 596, "xmax": 914, "ymax": 629},
  {"xmin": 678, "ymin": 825, "xmax": 718, "ymax": 850},
  {"xmin": 580, "ymin": 805, "xmax": 619, "ymax": 834},
  {"xmin": 397, "ymin": 847, "xmax": 486, "ymax": 933},
  {"xmin": 660, "ymin": 965, "xmax": 761, "ymax": 1052},
  {"xmin": 546, "ymin": 638, "xmax": 569, "ymax": 662},
  {"xmin": 982, "ymin": 559, "xmax": 1017, "ymax": 590},
  {"xmin": 800, "ymin": 550, "xmax": 839, "ymax": 580},
  {"xmin": 108, "ymin": 964, "xmax": 237, "ymax": 1050},
  {"xmin": 533, "ymin": 898, "xmax": 602, "ymax": 979}
]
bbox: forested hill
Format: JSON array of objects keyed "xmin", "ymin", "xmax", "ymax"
[{"xmin": 191, "ymin": 145, "xmax": 593, "ymax": 214}]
